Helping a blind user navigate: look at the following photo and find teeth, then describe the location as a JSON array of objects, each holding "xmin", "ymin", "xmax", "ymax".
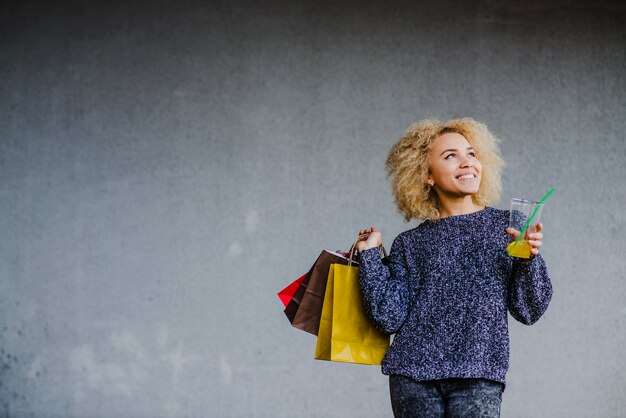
[{"xmin": 457, "ymin": 174, "xmax": 475, "ymax": 179}]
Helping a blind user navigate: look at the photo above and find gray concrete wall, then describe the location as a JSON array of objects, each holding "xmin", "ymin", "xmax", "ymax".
[{"xmin": 1, "ymin": 1, "xmax": 625, "ymax": 417}]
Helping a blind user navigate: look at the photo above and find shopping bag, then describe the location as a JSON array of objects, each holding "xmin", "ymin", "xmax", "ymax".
[
  {"xmin": 284, "ymin": 265, "xmax": 313, "ymax": 324},
  {"xmin": 314, "ymin": 250, "xmax": 390, "ymax": 365},
  {"xmin": 277, "ymin": 272, "xmax": 308, "ymax": 307},
  {"xmin": 288, "ymin": 250, "xmax": 352, "ymax": 335}
]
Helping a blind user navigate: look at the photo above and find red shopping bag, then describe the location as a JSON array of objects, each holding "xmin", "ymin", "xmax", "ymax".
[{"xmin": 277, "ymin": 272, "xmax": 308, "ymax": 307}]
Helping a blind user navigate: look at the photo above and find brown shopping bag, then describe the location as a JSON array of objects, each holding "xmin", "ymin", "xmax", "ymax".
[
  {"xmin": 314, "ymin": 246, "xmax": 389, "ymax": 365},
  {"xmin": 283, "ymin": 266, "xmax": 313, "ymax": 325},
  {"xmin": 287, "ymin": 250, "xmax": 352, "ymax": 335}
]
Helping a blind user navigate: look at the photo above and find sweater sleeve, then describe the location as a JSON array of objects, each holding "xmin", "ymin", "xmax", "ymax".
[
  {"xmin": 508, "ymin": 253, "xmax": 553, "ymax": 325},
  {"xmin": 358, "ymin": 235, "xmax": 410, "ymax": 334}
]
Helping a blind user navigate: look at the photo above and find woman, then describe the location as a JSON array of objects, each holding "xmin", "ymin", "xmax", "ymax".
[{"xmin": 356, "ymin": 118, "xmax": 552, "ymax": 418}]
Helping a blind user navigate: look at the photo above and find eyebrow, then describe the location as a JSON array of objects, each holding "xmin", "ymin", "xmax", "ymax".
[{"xmin": 440, "ymin": 147, "xmax": 475, "ymax": 156}]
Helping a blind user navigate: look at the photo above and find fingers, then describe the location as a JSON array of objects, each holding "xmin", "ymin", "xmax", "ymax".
[
  {"xmin": 527, "ymin": 224, "xmax": 544, "ymax": 246},
  {"xmin": 506, "ymin": 227, "xmax": 519, "ymax": 238},
  {"xmin": 358, "ymin": 227, "xmax": 379, "ymax": 240},
  {"xmin": 356, "ymin": 227, "xmax": 383, "ymax": 252},
  {"xmin": 528, "ymin": 224, "xmax": 543, "ymax": 240},
  {"xmin": 358, "ymin": 228, "xmax": 372, "ymax": 236}
]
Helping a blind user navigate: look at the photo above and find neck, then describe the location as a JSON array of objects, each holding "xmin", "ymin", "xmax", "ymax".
[{"xmin": 437, "ymin": 195, "xmax": 485, "ymax": 218}]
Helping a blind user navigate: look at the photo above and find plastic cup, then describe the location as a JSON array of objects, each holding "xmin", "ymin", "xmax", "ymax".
[{"xmin": 507, "ymin": 198, "xmax": 543, "ymax": 258}]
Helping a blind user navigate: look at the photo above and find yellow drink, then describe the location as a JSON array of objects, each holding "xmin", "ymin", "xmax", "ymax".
[{"xmin": 507, "ymin": 239, "xmax": 532, "ymax": 258}]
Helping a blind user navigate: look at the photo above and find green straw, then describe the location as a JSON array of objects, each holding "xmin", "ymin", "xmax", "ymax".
[{"xmin": 512, "ymin": 187, "xmax": 556, "ymax": 247}]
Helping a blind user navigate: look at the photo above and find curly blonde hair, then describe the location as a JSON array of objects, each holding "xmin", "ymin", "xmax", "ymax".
[{"xmin": 386, "ymin": 117, "xmax": 505, "ymax": 221}]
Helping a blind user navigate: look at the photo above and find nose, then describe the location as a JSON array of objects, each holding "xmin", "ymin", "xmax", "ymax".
[{"xmin": 460, "ymin": 155, "xmax": 473, "ymax": 168}]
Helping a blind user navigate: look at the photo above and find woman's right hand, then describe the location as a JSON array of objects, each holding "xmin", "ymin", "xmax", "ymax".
[{"xmin": 356, "ymin": 227, "xmax": 383, "ymax": 252}]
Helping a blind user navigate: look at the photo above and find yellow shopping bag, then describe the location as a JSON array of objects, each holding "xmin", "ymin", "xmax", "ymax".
[{"xmin": 314, "ymin": 260, "xmax": 390, "ymax": 365}]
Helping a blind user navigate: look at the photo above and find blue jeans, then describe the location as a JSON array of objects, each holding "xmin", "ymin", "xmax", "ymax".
[{"xmin": 389, "ymin": 375, "xmax": 505, "ymax": 418}]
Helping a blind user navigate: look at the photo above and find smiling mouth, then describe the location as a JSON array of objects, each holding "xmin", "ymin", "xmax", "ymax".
[{"xmin": 456, "ymin": 174, "xmax": 477, "ymax": 180}]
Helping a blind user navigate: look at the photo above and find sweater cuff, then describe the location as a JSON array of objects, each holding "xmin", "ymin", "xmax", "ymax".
[{"xmin": 359, "ymin": 246, "xmax": 383, "ymax": 267}]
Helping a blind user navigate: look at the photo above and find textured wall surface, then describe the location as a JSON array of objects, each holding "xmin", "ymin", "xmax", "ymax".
[{"xmin": 1, "ymin": 1, "xmax": 625, "ymax": 417}]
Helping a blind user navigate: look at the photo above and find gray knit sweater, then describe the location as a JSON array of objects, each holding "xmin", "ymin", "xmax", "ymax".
[{"xmin": 358, "ymin": 206, "xmax": 552, "ymax": 385}]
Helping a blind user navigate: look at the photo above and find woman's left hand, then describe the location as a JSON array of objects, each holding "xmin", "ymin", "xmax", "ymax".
[{"xmin": 506, "ymin": 223, "xmax": 544, "ymax": 257}]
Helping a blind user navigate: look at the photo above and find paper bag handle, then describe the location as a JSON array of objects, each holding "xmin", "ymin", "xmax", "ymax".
[{"xmin": 348, "ymin": 234, "xmax": 387, "ymax": 266}]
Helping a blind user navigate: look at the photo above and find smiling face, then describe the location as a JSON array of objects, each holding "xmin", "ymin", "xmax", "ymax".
[{"xmin": 427, "ymin": 132, "xmax": 482, "ymax": 198}]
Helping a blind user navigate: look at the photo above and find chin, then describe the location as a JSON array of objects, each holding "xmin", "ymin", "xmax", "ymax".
[{"xmin": 459, "ymin": 187, "xmax": 480, "ymax": 196}]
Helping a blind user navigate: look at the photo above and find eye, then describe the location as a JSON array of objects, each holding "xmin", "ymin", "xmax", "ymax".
[
  {"xmin": 444, "ymin": 153, "xmax": 455, "ymax": 159},
  {"xmin": 469, "ymin": 151, "xmax": 476, "ymax": 157}
]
